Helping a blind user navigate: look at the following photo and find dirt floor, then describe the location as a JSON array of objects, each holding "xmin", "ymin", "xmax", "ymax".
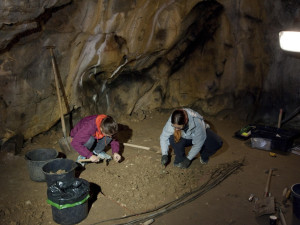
[{"xmin": 0, "ymin": 109, "xmax": 300, "ymax": 225}]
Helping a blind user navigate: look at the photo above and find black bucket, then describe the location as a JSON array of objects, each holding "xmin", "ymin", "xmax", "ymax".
[
  {"xmin": 42, "ymin": 158, "xmax": 77, "ymax": 187},
  {"xmin": 291, "ymin": 183, "xmax": 300, "ymax": 219},
  {"xmin": 25, "ymin": 148, "xmax": 58, "ymax": 182},
  {"xmin": 47, "ymin": 178, "xmax": 90, "ymax": 225}
]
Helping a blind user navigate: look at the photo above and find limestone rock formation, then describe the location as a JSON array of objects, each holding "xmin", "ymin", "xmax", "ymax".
[{"xmin": 0, "ymin": 0, "xmax": 299, "ymax": 142}]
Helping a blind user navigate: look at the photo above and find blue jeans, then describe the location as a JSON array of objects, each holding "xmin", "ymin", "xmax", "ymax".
[
  {"xmin": 84, "ymin": 136, "xmax": 112, "ymax": 154},
  {"xmin": 169, "ymin": 128, "xmax": 223, "ymax": 163}
]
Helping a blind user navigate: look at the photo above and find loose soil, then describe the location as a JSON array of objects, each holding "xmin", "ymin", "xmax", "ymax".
[{"xmin": 0, "ymin": 110, "xmax": 299, "ymax": 225}]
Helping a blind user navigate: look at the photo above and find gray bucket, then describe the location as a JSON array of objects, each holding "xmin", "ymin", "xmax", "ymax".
[
  {"xmin": 42, "ymin": 158, "xmax": 77, "ymax": 187},
  {"xmin": 25, "ymin": 148, "xmax": 58, "ymax": 182}
]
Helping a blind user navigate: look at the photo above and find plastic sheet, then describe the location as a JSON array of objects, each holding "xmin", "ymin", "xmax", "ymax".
[{"xmin": 47, "ymin": 178, "xmax": 89, "ymax": 208}]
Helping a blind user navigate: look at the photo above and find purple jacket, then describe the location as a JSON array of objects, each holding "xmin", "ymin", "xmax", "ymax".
[{"xmin": 70, "ymin": 115, "xmax": 119, "ymax": 158}]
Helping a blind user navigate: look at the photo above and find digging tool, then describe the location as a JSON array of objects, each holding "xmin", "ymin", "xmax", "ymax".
[
  {"xmin": 46, "ymin": 46, "xmax": 72, "ymax": 153},
  {"xmin": 77, "ymin": 158, "xmax": 100, "ymax": 163},
  {"xmin": 264, "ymin": 168, "xmax": 277, "ymax": 197},
  {"xmin": 77, "ymin": 156, "xmax": 111, "ymax": 166},
  {"xmin": 254, "ymin": 168, "xmax": 278, "ymax": 216},
  {"xmin": 281, "ymin": 187, "xmax": 291, "ymax": 205}
]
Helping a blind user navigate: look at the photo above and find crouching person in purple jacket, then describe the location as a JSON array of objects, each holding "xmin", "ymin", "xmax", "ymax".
[{"xmin": 70, "ymin": 114, "xmax": 121, "ymax": 166}]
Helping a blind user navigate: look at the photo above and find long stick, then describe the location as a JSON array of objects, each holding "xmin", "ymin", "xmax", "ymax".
[
  {"xmin": 78, "ymin": 156, "xmax": 106, "ymax": 162},
  {"xmin": 264, "ymin": 169, "xmax": 273, "ymax": 197},
  {"xmin": 78, "ymin": 158, "xmax": 95, "ymax": 162},
  {"xmin": 279, "ymin": 207, "xmax": 287, "ymax": 225},
  {"xmin": 47, "ymin": 47, "xmax": 67, "ymax": 139},
  {"xmin": 123, "ymin": 143, "xmax": 150, "ymax": 150},
  {"xmin": 78, "ymin": 143, "xmax": 151, "ymax": 162},
  {"xmin": 277, "ymin": 108, "xmax": 283, "ymax": 128}
]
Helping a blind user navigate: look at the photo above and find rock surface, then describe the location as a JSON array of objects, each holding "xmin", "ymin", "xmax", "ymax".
[{"xmin": 0, "ymin": 0, "xmax": 300, "ymax": 142}]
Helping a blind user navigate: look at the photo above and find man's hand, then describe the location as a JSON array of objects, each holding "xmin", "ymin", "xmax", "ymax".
[
  {"xmin": 113, "ymin": 153, "xmax": 121, "ymax": 162},
  {"xmin": 89, "ymin": 155, "xmax": 100, "ymax": 162},
  {"xmin": 180, "ymin": 157, "xmax": 191, "ymax": 168},
  {"xmin": 161, "ymin": 155, "xmax": 168, "ymax": 165}
]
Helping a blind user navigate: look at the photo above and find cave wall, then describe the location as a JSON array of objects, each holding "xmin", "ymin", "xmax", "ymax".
[{"xmin": 0, "ymin": 0, "xmax": 299, "ymax": 142}]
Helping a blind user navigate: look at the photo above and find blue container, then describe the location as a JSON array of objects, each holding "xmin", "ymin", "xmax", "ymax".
[{"xmin": 291, "ymin": 183, "xmax": 300, "ymax": 219}]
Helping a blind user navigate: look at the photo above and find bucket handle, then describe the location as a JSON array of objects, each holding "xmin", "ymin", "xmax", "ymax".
[{"xmin": 24, "ymin": 155, "xmax": 31, "ymax": 160}]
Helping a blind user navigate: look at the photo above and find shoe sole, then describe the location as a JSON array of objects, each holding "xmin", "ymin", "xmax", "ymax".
[{"xmin": 200, "ymin": 158, "xmax": 208, "ymax": 164}]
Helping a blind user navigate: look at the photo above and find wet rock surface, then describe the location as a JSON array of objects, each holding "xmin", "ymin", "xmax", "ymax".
[{"xmin": 0, "ymin": 0, "xmax": 300, "ymax": 147}]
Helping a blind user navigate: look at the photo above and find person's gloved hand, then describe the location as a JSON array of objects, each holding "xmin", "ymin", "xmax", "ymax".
[
  {"xmin": 180, "ymin": 157, "xmax": 191, "ymax": 168},
  {"xmin": 161, "ymin": 155, "xmax": 168, "ymax": 165}
]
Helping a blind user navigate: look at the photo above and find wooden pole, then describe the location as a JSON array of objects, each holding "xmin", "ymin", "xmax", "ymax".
[
  {"xmin": 123, "ymin": 143, "xmax": 150, "ymax": 150},
  {"xmin": 46, "ymin": 46, "xmax": 72, "ymax": 153},
  {"xmin": 48, "ymin": 47, "xmax": 67, "ymax": 139},
  {"xmin": 277, "ymin": 108, "xmax": 283, "ymax": 128}
]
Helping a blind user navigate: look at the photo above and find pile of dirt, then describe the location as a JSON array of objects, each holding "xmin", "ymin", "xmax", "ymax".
[{"xmin": 78, "ymin": 149, "xmax": 210, "ymax": 213}]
